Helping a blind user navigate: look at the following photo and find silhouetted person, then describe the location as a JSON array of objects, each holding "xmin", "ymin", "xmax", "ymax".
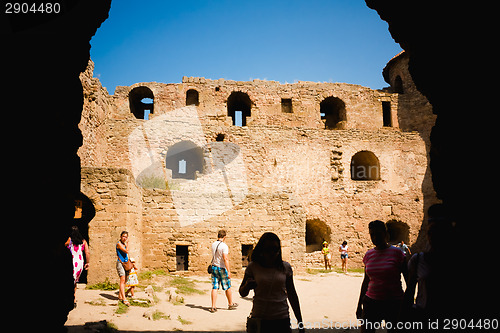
[
  {"xmin": 240, "ymin": 232, "xmax": 304, "ymax": 333},
  {"xmin": 403, "ymin": 204, "xmax": 456, "ymax": 329},
  {"xmin": 356, "ymin": 220, "xmax": 408, "ymax": 333}
]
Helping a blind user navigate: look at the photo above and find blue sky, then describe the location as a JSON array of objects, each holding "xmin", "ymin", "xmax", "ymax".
[{"xmin": 90, "ymin": 0, "xmax": 401, "ymax": 94}]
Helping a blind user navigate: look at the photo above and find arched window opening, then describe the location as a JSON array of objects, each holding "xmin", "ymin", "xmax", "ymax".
[
  {"xmin": 227, "ymin": 91, "xmax": 251, "ymax": 127},
  {"xmin": 165, "ymin": 141, "xmax": 204, "ymax": 180},
  {"xmin": 305, "ymin": 218, "xmax": 331, "ymax": 253},
  {"xmin": 186, "ymin": 89, "xmax": 199, "ymax": 106},
  {"xmin": 129, "ymin": 86, "xmax": 154, "ymax": 119},
  {"xmin": 320, "ymin": 96, "xmax": 346, "ymax": 129},
  {"xmin": 351, "ymin": 151, "xmax": 381, "ymax": 180},
  {"xmin": 394, "ymin": 76, "xmax": 404, "ymax": 94},
  {"xmin": 386, "ymin": 220, "xmax": 410, "ymax": 244}
]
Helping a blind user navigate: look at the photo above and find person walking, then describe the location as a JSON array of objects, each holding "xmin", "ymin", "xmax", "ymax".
[
  {"xmin": 65, "ymin": 225, "xmax": 90, "ymax": 308},
  {"xmin": 209, "ymin": 230, "xmax": 238, "ymax": 313},
  {"xmin": 339, "ymin": 241, "xmax": 349, "ymax": 273},
  {"xmin": 356, "ymin": 221, "xmax": 408, "ymax": 333},
  {"xmin": 116, "ymin": 231, "xmax": 131, "ymax": 306},
  {"xmin": 239, "ymin": 232, "xmax": 305, "ymax": 333}
]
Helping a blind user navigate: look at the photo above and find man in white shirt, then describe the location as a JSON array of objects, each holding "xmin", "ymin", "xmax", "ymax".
[{"xmin": 210, "ymin": 230, "xmax": 238, "ymax": 312}]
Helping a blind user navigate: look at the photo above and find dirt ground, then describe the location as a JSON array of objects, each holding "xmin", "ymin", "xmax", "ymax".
[{"xmin": 65, "ymin": 269, "xmax": 365, "ymax": 332}]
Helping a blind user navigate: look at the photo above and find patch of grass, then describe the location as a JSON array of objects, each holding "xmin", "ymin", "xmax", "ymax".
[
  {"xmin": 307, "ymin": 267, "xmax": 364, "ymax": 275},
  {"xmin": 306, "ymin": 268, "xmax": 332, "ymax": 275},
  {"xmin": 138, "ymin": 269, "xmax": 168, "ymax": 281},
  {"xmin": 152, "ymin": 269, "xmax": 167, "ymax": 275},
  {"xmin": 115, "ymin": 301, "xmax": 129, "ymax": 314},
  {"xmin": 177, "ymin": 316, "xmax": 192, "ymax": 325},
  {"xmin": 152, "ymin": 310, "xmax": 170, "ymax": 321},
  {"xmin": 86, "ymin": 299, "xmax": 107, "ymax": 306},
  {"xmin": 138, "ymin": 271, "xmax": 153, "ymax": 280},
  {"xmin": 332, "ymin": 267, "xmax": 365, "ymax": 274},
  {"xmin": 87, "ymin": 278, "xmax": 119, "ymax": 290},
  {"xmin": 169, "ymin": 276, "xmax": 205, "ymax": 295},
  {"xmin": 129, "ymin": 298, "xmax": 152, "ymax": 307}
]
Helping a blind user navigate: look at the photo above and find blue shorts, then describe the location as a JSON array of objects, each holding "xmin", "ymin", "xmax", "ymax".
[
  {"xmin": 211, "ymin": 266, "xmax": 231, "ymax": 290},
  {"xmin": 341, "ymin": 253, "xmax": 348, "ymax": 259}
]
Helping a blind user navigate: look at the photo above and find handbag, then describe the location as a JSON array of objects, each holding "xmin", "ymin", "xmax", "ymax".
[
  {"xmin": 119, "ymin": 256, "xmax": 133, "ymax": 271},
  {"xmin": 208, "ymin": 241, "xmax": 222, "ymax": 274}
]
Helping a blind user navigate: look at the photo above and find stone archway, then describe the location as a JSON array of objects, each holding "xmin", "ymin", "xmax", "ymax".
[{"xmin": 305, "ymin": 218, "xmax": 331, "ymax": 253}]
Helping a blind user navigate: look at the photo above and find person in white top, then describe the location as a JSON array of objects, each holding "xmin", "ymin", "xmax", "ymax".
[
  {"xmin": 209, "ymin": 230, "xmax": 238, "ymax": 313},
  {"xmin": 339, "ymin": 241, "xmax": 349, "ymax": 273}
]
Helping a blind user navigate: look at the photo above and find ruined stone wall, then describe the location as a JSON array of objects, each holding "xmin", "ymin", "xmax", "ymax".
[
  {"xmin": 141, "ymin": 189, "xmax": 305, "ymax": 277},
  {"xmin": 79, "ymin": 60, "xmax": 114, "ymax": 167},
  {"xmin": 110, "ymin": 77, "xmax": 397, "ymax": 130},
  {"xmin": 80, "ymin": 165, "xmax": 306, "ymax": 283},
  {"xmin": 78, "ymin": 60, "xmax": 438, "ymax": 282},
  {"xmin": 81, "ymin": 167, "xmax": 143, "ymax": 283}
]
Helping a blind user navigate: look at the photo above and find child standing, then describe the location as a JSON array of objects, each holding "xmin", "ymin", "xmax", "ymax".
[
  {"xmin": 126, "ymin": 258, "xmax": 139, "ymax": 298},
  {"xmin": 321, "ymin": 241, "xmax": 332, "ymax": 270}
]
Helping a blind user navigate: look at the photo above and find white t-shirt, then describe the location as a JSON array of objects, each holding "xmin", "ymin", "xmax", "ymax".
[{"xmin": 211, "ymin": 240, "xmax": 229, "ymax": 269}]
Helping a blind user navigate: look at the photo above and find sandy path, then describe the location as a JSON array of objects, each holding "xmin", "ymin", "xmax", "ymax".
[{"xmin": 66, "ymin": 271, "xmax": 363, "ymax": 332}]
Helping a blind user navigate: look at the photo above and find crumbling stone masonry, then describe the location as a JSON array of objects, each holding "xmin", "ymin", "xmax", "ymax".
[{"xmin": 79, "ymin": 52, "xmax": 438, "ymax": 283}]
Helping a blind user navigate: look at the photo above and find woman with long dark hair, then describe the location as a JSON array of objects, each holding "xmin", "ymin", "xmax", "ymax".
[{"xmin": 239, "ymin": 232, "xmax": 305, "ymax": 333}]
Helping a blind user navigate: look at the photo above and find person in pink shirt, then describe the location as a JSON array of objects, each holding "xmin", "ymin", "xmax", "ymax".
[{"xmin": 356, "ymin": 220, "xmax": 408, "ymax": 332}]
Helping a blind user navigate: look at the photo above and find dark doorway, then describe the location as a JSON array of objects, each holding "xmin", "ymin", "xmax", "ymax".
[
  {"xmin": 386, "ymin": 220, "xmax": 410, "ymax": 244},
  {"xmin": 186, "ymin": 89, "xmax": 199, "ymax": 106},
  {"xmin": 281, "ymin": 98, "xmax": 293, "ymax": 113},
  {"xmin": 242, "ymin": 244, "xmax": 254, "ymax": 267},
  {"xmin": 305, "ymin": 219, "xmax": 331, "ymax": 253},
  {"xmin": 176, "ymin": 245, "xmax": 189, "ymax": 271}
]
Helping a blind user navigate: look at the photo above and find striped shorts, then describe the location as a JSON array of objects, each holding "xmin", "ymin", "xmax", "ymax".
[{"xmin": 211, "ymin": 266, "xmax": 231, "ymax": 290}]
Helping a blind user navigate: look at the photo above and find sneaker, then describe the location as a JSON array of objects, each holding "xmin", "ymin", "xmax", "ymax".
[{"xmin": 228, "ymin": 303, "xmax": 239, "ymax": 310}]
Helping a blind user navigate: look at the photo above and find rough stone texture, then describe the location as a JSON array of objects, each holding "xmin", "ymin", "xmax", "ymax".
[{"xmin": 79, "ymin": 57, "xmax": 438, "ymax": 283}]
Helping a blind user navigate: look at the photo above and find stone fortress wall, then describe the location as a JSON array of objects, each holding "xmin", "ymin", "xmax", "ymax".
[{"xmin": 78, "ymin": 51, "xmax": 439, "ymax": 283}]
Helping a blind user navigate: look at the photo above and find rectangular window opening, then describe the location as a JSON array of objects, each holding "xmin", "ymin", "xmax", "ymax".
[
  {"xmin": 178, "ymin": 159, "xmax": 187, "ymax": 174},
  {"xmin": 242, "ymin": 244, "xmax": 254, "ymax": 267},
  {"xmin": 234, "ymin": 110, "xmax": 243, "ymax": 127},
  {"xmin": 382, "ymin": 101, "xmax": 392, "ymax": 127},
  {"xmin": 281, "ymin": 98, "xmax": 293, "ymax": 113},
  {"xmin": 176, "ymin": 245, "xmax": 189, "ymax": 271}
]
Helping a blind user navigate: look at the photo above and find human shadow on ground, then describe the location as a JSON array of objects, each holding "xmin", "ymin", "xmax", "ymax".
[{"xmin": 99, "ymin": 292, "xmax": 119, "ymax": 301}]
